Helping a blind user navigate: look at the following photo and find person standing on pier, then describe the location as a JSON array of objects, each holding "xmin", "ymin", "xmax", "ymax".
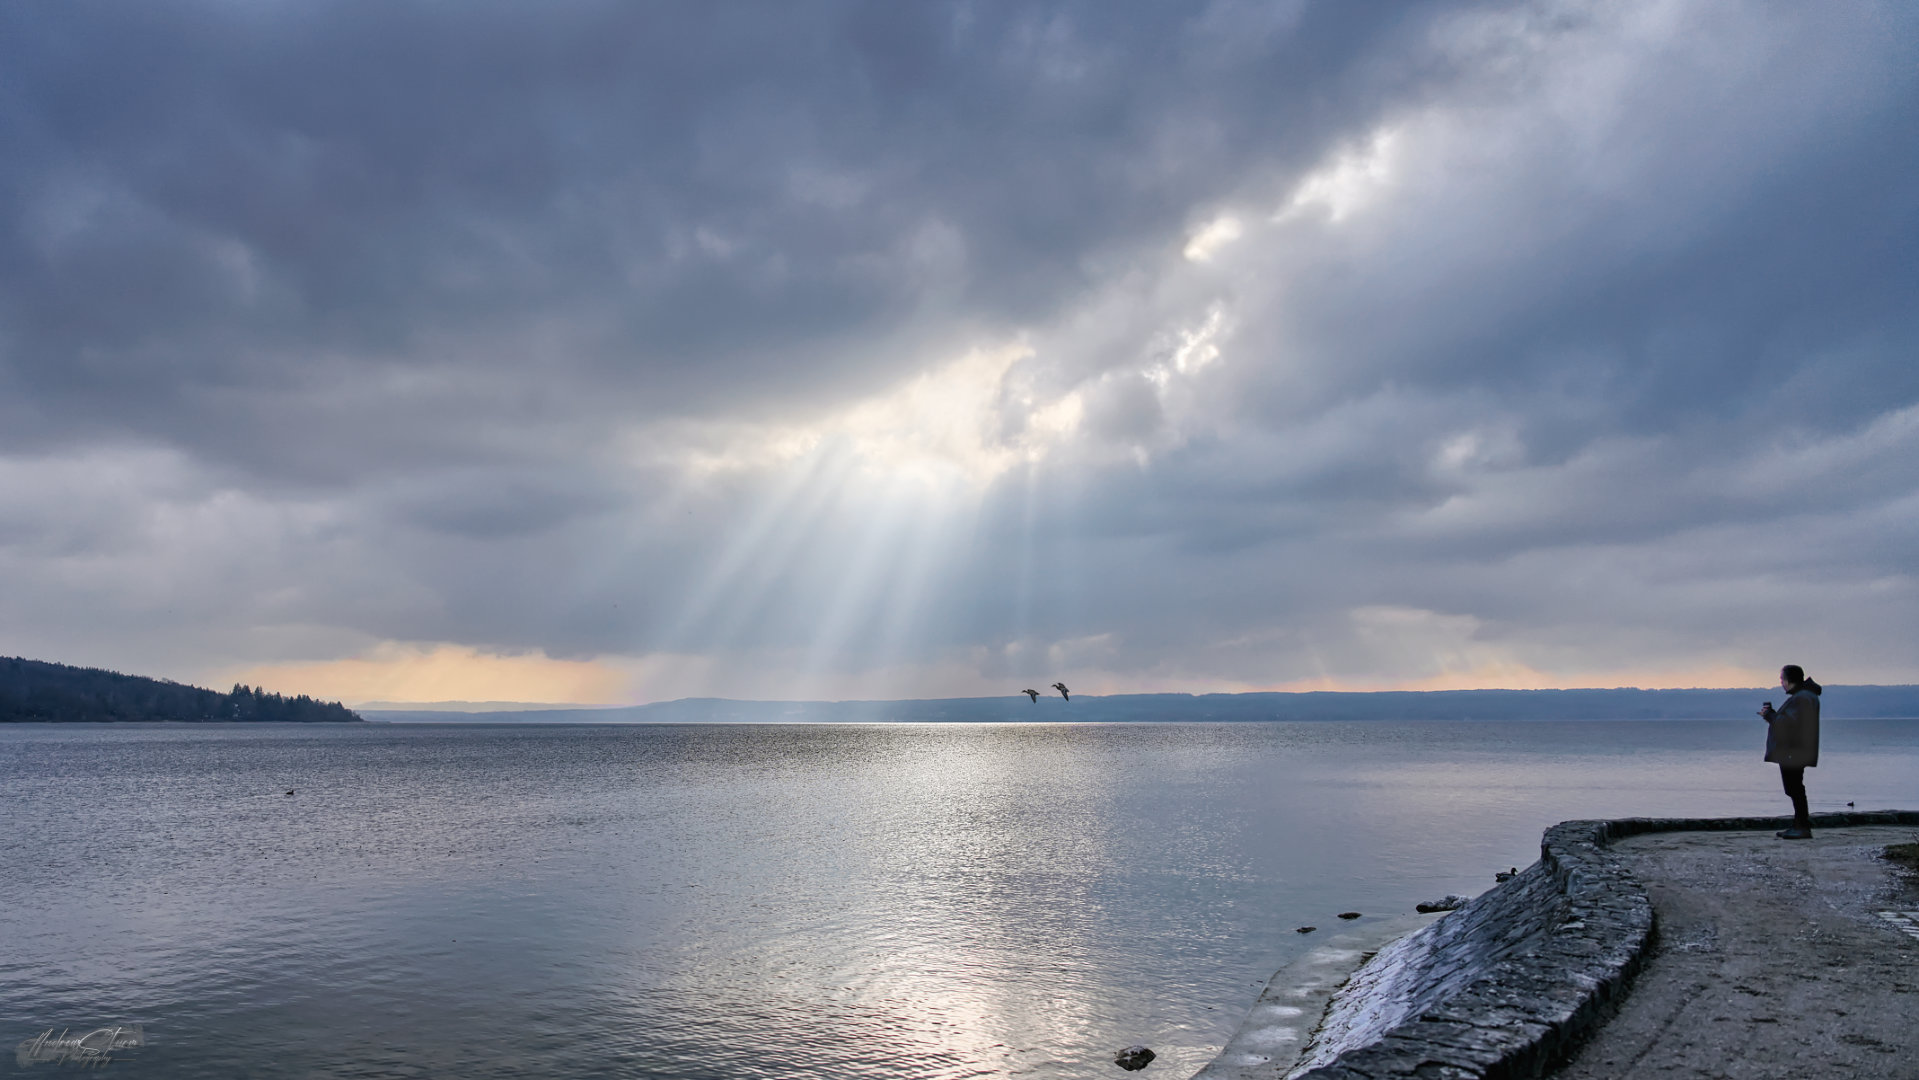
[{"xmin": 1759, "ymin": 664, "xmax": 1821, "ymax": 839}]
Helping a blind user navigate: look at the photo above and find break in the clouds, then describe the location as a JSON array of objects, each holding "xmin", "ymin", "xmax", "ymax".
[{"xmin": 2, "ymin": 0, "xmax": 1915, "ymax": 703}]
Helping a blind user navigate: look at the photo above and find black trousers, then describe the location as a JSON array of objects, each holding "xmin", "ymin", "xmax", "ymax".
[{"xmin": 1779, "ymin": 764, "xmax": 1810, "ymax": 826}]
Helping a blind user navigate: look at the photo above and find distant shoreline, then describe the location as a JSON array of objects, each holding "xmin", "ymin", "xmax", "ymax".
[{"xmin": 355, "ymin": 686, "xmax": 1919, "ymax": 725}]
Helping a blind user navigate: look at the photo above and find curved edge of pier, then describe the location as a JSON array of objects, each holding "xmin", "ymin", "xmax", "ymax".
[{"xmin": 1201, "ymin": 809, "xmax": 1919, "ymax": 1080}]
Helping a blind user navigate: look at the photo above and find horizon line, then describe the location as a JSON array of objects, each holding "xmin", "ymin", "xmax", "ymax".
[{"xmin": 350, "ymin": 683, "xmax": 1919, "ymax": 711}]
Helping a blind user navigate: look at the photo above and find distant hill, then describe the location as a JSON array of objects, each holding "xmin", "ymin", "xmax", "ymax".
[
  {"xmin": 0, "ymin": 656, "xmax": 362, "ymax": 723},
  {"xmin": 358, "ymin": 685, "xmax": 1919, "ymax": 724},
  {"xmin": 355, "ymin": 699, "xmax": 615, "ymax": 713}
]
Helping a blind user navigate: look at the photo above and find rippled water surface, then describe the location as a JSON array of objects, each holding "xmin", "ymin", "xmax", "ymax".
[{"xmin": 4, "ymin": 719, "xmax": 1918, "ymax": 1078}]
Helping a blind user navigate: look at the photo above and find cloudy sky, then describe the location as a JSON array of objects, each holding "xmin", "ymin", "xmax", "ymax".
[{"xmin": 3, "ymin": 0, "xmax": 1915, "ymax": 705}]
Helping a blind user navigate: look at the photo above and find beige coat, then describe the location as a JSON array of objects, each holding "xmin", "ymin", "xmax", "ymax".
[{"xmin": 1764, "ymin": 686, "xmax": 1820, "ymax": 768}]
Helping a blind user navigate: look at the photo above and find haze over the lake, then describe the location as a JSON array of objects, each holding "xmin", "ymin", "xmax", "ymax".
[{"xmin": 2, "ymin": 1, "xmax": 1914, "ymax": 706}]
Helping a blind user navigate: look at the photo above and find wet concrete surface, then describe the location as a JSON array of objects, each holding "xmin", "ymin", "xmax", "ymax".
[
  {"xmin": 1550, "ymin": 825, "xmax": 1919, "ymax": 1079},
  {"xmin": 1192, "ymin": 914, "xmax": 1444, "ymax": 1080}
]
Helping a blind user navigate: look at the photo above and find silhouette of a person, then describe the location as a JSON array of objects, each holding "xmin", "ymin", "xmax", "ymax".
[{"xmin": 1758, "ymin": 664, "xmax": 1821, "ymax": 839}]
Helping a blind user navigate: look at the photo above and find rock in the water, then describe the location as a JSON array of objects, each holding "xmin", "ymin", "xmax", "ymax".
[
  {"xmin": 1114, "ymin": 1044, "xmax": 1155, "ymax": 1071},
  {"xmin": 1294, "ymin": 925, "xmax": 1316, "ymax": 933},
  {"xmin": 1336, "ymin": 911, "xmax": 1362, "ymax": 919},
  {"xmin": 1415, "ymin": 894, "xmax": 1470, "ymax": 913}
]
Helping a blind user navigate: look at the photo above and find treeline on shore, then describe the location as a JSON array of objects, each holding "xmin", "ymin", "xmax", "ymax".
[{"xmin": 1, "ymin": 656, "xmax": 361, "ymax": 723}]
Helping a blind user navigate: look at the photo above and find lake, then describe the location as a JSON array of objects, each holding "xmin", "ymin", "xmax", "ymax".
[{"xmin": 4, "ymin": 719, "xmax": 1917, "ymax": 1078}]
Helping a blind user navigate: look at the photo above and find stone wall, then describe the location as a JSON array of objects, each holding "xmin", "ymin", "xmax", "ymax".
[{"xmin": 1278, "ymin": 810, "xmax": 1919, "ymax": 1080}]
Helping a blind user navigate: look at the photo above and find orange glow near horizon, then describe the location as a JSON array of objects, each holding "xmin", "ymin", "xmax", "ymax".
[
  {"xmin": 1257, "ymin": 662, "xmax": 1776, "ymax": 694},
  {"xmin": 218, "ymin": 643, "xmax": 631, "ymax": 707},
  {"xmin": 213, "ymin": 639, "xmax": 1779, "ymax": 708}
]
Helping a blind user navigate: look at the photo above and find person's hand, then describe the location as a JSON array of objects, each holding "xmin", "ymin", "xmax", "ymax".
[{"xmin": 1759, "ymin": 704, "xmax": 1776, "ymax": 720}]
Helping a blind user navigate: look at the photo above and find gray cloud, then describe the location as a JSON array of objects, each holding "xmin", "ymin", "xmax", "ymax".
[
  {"xmin": 0, "ymin": 1, "xmax": 1442, "ymax": 467},
  {"xmin": 1, "ymin": 0, "xmax": 1915, "ymax": 698}
]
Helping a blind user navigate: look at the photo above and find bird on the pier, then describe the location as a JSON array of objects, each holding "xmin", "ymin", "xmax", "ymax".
[
  {"xmin": 1022, "ymin": 689, "xmax": 1040, "ymax": 702},
  {"xmin": 1053, "ymin": 682, "xmax": 1070, "ymax": 701}
]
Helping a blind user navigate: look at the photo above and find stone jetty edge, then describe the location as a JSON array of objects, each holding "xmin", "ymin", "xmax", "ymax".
[{"xmin": 1291, "ymin": 809, "xmax": 1919, "ymax": 1080}]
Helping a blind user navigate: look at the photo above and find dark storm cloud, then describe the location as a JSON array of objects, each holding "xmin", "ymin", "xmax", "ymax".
[{"xmin": 0, "ymin": 0, "xmax": 1448, "ymax": 481}]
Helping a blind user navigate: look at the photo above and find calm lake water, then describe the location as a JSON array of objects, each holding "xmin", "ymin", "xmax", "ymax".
[{"xmin": 4, "ymin": 719, "xmax": 1917, "ymax": 1078}]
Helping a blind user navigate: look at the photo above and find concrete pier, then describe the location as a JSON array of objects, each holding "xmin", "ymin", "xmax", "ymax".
[
  {"xmin": 1196, "ymin": 811, "xmax": 1919, "ymax": 1080},
  {"xmin": 1548, "ymin": 823, "xmax": 1919, "ymax": 1078}
]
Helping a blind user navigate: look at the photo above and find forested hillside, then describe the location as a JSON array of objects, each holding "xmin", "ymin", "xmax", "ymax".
[{"xmin": 0, "ymin": 656, "xmax": 360, "ymax": 722}]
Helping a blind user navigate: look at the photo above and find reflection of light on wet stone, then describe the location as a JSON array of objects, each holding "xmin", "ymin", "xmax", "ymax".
[
  {"xmin": 1874, "ymin": 911, "xmax": 1919, "ymax": 941},
  {"xmin": 1189, "ymin": 920, "xmax": 1443, "ymax": 1080},
  {"xmin": 1194, "ymin": 917, "xmax": 1444, "ymax": 1080},
  {"xmin": 1286, "ymin": 864, "xmax": 1555, "ymax": 1078}
]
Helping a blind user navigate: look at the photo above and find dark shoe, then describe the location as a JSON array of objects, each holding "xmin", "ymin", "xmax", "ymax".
[{"xmin": 1776, "ymin": 827, "xmax": 1813, "ymax": 840}]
